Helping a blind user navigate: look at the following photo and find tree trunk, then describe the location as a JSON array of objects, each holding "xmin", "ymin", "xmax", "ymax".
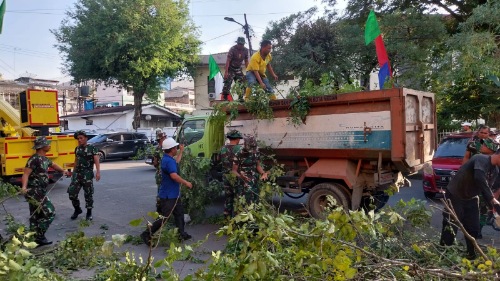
[{"xmin": 132, "ymin": 93, "xmax": 145, "ymax": 130}]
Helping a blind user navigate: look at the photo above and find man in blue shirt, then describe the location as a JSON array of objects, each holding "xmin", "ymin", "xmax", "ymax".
[{"xmin": 141, "ymin": 138, "xmax": 193, "ymax": 246}]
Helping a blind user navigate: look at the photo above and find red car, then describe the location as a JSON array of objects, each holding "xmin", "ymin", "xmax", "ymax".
[{"xmin": 423, "ymin": 132, "xmax": 473, "ymax": 198}]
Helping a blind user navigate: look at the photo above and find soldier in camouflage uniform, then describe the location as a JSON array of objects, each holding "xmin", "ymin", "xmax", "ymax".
[
  {"xmin": 219, "ymin": 130, "xmax": 243, "ymax": 217},
  {"xmin": 21, "ymin": 136, "xmax": 67, "ymax": 246},
  {"xmin": 222, "ymin": 37, "xmax": 249, "ymax": 100},
  {"xmin": 232, "ymin": 134, "xmax": 269, "ymax": 204},
  {"xmin": 68, "ymin": 130, "xmax": 100, "ymax": 221},
  {"xmin": 462, "ymin": 125, "xmax": 499, "ymax": 238},
  {"xmin": 153, "ymin": 130, "xmax": 167, "ymax": 212}
]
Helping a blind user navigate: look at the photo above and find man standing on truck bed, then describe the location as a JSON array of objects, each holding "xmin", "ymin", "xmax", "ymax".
[
  {"xmin": 21, "ymin": 136, "xmax": 68, "ymax": 246},
  {"xmin": 222, "ymin": 37, "xmax": 249, "ymax": 101},
  {"xmin": 220, "ymin": 130, "xmax": 243, "ymax": 218},
  {"xmin": 232, "ymin": 134, "xmax": 269, "ymax": 204},
  {"xmin": 245, "ymin": 39, "xmax": 278, "ymax": 100},
  {"xmin": 441, "ymin": 152, "xmax": 500, "ymax": 260},
  {"xmin": 68, "ymin": 130, "xmax": 100, "ymax": 221}
]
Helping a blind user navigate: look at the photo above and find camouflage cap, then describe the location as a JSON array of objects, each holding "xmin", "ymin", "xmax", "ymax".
[
  {"xmin": 33, "ymin": 136, "xmax": 52, "ymax": 150},
  {"xmin": 73, "ymin": 130, "xmax": 87, "ymax": 139},
  {"xmin": 236, "ymin": 37, "xmax": 246, "ymax": 44},
  {"xmin": 226, "ymin": 130, "xmax": 243, "ymax": 139},
  {"xmin": 243, "ymin": 134, "xmax": 258, "ymax": 151}
]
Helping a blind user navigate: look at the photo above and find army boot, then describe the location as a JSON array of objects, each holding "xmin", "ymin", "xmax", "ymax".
[
  {"xmin": 86, "ymin": 209, "xmax": 93, "ymax": 221},
  {"xmin": 71, "ymin": 206, "xmax": 83, "ymax": 220}
]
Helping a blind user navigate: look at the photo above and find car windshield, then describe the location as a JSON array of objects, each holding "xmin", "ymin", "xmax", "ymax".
[
  {"xmin": 88, "ymin": 135, "xmax": 108, "ymax": 143},
  {"xmin": 434, "ymin": 137, "xmax": 470, "ymax": 158}
]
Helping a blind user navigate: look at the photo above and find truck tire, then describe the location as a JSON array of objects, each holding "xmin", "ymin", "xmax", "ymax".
[{"xmin": 307, "ymin": 183, "xmax": 351, "ymax": 219}]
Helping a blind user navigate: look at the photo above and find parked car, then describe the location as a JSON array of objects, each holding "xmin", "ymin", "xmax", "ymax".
[
  {"xmin": 423, "ymin": 132, "xmax": 473, "ymax": 198},
  {"xmin": 88, "ymin": 132, "xmax": 150, "ymax": 162}
]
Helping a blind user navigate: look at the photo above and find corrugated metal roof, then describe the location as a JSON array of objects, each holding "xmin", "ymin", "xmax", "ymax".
[{"xmin": 62, "ymin": 104, "xmax": 180, "ymax": 118}]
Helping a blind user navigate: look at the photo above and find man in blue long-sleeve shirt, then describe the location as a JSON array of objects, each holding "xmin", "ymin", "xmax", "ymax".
[
  {"xmin": 141, "ymin": 138, "xmax": 193, "ymax": 246},
  {"xmin": 441, "ymin": 152, "xmax": 500, "ymax": 259}
]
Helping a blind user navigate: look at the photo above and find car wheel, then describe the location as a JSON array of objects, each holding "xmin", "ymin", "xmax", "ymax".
[{"xmin": 98, "ymin": 151, "xmax": 105, "ymax": 163}]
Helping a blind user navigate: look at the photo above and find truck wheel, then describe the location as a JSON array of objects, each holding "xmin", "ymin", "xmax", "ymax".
[
  {"xmin": 307, "ymin": 183, "xmax": 350, "ymax": 219},
  {"xmin": 98, "ymin": 151, "xmax": 105, "ymax": 163}
]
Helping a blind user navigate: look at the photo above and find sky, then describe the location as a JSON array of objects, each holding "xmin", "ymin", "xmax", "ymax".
[{"xmin": 0, "ymin": 0, "xmax": 347, "ymax": 82}]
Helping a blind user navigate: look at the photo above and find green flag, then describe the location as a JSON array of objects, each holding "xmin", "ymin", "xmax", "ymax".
[
  {"xmin": 364, "ymin": 10, "xmax": 381, "ymax": 45},
  {"xmin": 0, "ymin": 0, "xmax": 5, "ymax": 34},
  {"xmin": 208, "ymin": 54, "xmax": 221, "ymax": 80}
]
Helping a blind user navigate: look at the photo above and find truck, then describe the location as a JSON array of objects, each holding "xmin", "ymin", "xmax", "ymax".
[
  {"xmin": 0, "ymin": 89, "xmax": 77, "ymax": 183},
  {"xmin": 176, "ymin": 88, "xmax": 436, "ymax": 218}
]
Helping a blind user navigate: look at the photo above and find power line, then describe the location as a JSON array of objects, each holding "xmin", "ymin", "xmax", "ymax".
[
  {"xmin": 192, "ymin": 11, "xmax": 303, "ymax": 17},
  {"xmin": 202, "ymin": 28, "xmax": 240, "ymax": 43}
]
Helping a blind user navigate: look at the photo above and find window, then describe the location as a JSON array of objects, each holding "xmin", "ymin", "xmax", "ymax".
[
  {"xmin": 110, "ymin": 135, "xmax": 122, "ymax": 141},
  {"xmin": 207, "ymin": 75, "xmax": 215, "ymax": 94},
  {"xmin": 434, "ymin": 137, "xmax": 469, "ymax": 158},
  {"xmin": 123, "ymin": 134, "xmax": 134, "ymax": 141},
  {"xmin": 180, "ymin": 119, "xmax": 205, "ymax": 145}
]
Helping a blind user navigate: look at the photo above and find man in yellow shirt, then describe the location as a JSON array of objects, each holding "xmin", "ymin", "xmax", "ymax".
[{"xmin": 245, "ymin": 40, "xmax": 278, "ymax": 99}]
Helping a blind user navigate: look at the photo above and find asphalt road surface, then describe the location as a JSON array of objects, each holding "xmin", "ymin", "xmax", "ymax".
[{"xmin": 1, "ymin": 160, "xmax": 499, "ymax": 278}]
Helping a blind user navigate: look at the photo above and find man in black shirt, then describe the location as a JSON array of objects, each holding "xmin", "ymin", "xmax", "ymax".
[{"xmin": 440, "ymin": 152, "xmax": 500, "ymax": 259}]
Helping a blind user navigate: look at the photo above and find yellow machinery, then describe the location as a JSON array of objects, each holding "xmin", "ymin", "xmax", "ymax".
[{"xmin": 0, "ymin": 89, "xmax": 77, "ymax": 181}]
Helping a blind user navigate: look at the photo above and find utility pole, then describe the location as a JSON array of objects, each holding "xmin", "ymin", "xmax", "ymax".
[
  {"xmin": 243, "ymin": 14, "xmax": 253, "ymax": 56},
  {"xmin": 224, "ymin": 15, "xmax": 253, "ymax": 57}
]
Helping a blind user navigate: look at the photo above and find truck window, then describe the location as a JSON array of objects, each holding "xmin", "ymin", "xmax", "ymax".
[{"xmin": 180, "ymin": 120, "xmax": 205, "ymax": 145}]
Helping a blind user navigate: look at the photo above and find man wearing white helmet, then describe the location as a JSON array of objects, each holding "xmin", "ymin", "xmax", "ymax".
[
  {"xmin": 141, "ymin": 138, "xmax": 193, "ymax": 246},
  {"xmin": 462, "ymin": 122, "xmax": 472, "ymax": 133},
  {"xmin": 152, "ymin": 131, "xmax": 184, "ymax": 212}
]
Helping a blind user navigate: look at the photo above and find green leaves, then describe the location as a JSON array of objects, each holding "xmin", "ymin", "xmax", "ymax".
[{"xmin": 53, "ymin": 0, "xmax": 201, "ymax": 129}]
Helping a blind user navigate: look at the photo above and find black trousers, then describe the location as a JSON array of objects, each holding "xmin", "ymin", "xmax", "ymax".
[
  {"xmin": 440, "ymin": 192, "xmax": 480, "ymax": 258},
  {"xmin": 148, "ymin": 197, "xmax": 187, "ymax": 236}
]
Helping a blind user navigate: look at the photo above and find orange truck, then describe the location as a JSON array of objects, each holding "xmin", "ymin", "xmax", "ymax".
[
  {"xmin": 178, "ymin": 88, "xmax": 436, "ymax": 218},
  {"xmin": 0, "ymin": 89, "xmax": 77, "ymax": 183}
]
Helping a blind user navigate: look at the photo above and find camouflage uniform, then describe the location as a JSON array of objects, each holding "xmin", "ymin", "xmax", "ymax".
[
  {"xmin": 153, "ymin": 145, "xmax": 164, "ymax": 212},
  {"xmin": 222, "ymin": 41, "xmax": 249, "ymax": 100},
  {"xmin": 68, "ymin": 144, "xmax": 98, "ymax": 209},
  {"xmin": 25, "ymin": 154, "xmax": 55, "ymax": 239},
  {"xmin": 233, "ymin": 135, "xmax": 261, "ymax": 204},
  {"xmin": 220, "ymin": 143, "xmax": 242, "ymax": 217}
]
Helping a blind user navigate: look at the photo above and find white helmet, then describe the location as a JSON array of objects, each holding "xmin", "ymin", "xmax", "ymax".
[{"xmin": 162, "ymin": 137, "xmax": 179, "ymax": 150}]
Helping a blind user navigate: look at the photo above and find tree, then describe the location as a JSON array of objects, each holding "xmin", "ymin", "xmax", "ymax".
[
  {"xmin": 433, "ymin": 1, "xmax": 500, "ymax": 127},
  {"xmin": 324, "ymin": 0, "xmax": 488, "ymax": 23},
  {"xmin": 264, "ymin": 8, "xmax": 447, "ymax": 90},
  {"xmin": 52, "ymin": 0, "xmax": 201, "ymax": 129}
]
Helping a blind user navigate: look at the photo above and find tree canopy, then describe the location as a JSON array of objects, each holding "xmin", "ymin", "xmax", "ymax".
[
  {"xmin": 264, "ymin": 0, "xmax": 499, "ymax": 128},
  {"xmin": 52, "ymin": 0, "xmax": 201, "ymax": 129}
]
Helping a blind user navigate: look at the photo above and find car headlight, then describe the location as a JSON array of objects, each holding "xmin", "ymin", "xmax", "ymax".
[{"xmin": 423, "ymin": 163, "xmax": 434, "ymax": 175}]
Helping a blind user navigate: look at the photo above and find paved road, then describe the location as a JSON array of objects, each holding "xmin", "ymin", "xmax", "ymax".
[{"xmin": 1, "ymin": 160, "xmax": 499, "ymax": 278}]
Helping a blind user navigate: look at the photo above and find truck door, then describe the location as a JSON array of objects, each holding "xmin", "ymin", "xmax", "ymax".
[{"xmin": 178, "ymin": 119, "xmax": 207, "ymax": 157}]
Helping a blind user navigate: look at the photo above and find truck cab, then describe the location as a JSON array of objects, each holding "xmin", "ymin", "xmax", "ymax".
[{"xmin": 176, "ymin": 115, "xmax": 224, "ymax": 159}]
